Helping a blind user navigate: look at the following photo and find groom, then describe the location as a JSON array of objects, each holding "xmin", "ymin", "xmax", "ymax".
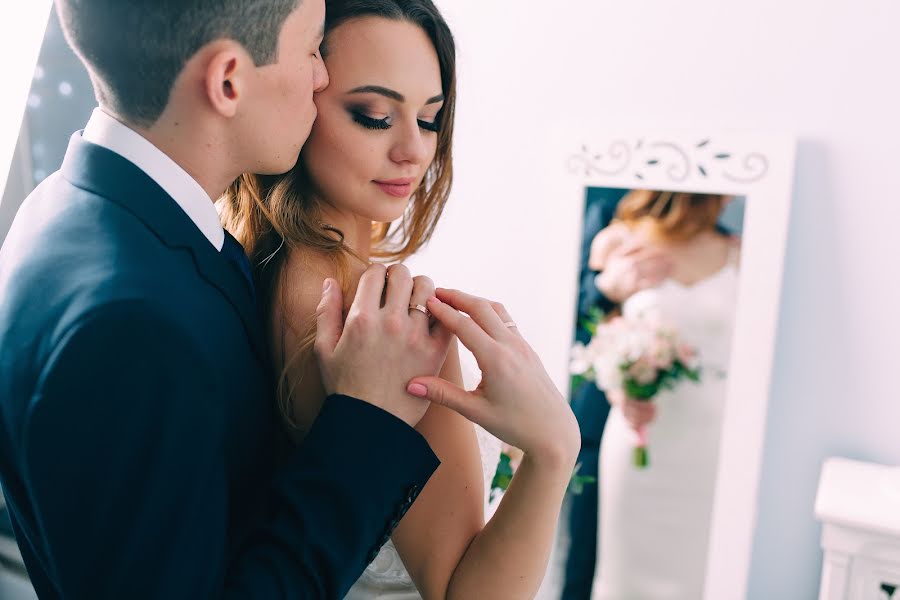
[{"xmin": 0, "ymin": 1, "xmax": 445, "ymax": 598}]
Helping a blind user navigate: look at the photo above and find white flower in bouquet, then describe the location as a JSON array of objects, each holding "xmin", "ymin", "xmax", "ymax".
[
  {"xmin": 594, "ymin": 354, "xmax": 623, "ymax": 392},
  {"xmin": 569, "ymin": 342, "xmax": 593, "ymax": 376},
  {"xmin": 648, "ymin": 337, "xmax": 676, "ymax": 370},
  {"xmin": 627, "ymin": 357, "xmax": 657, "ymax": 386},
  {"xmin": 570, "ymin": 311, "xmax": 702, "ymax": 468}
]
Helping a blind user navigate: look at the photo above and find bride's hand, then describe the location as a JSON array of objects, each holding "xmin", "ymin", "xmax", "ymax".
[
  {"xmin": 316, "ymin": 264, "xmax": 453, "ymax": 427},
  {"xmin": 406, "ymin": 288, "xmax": 580, "ymax": 469}
]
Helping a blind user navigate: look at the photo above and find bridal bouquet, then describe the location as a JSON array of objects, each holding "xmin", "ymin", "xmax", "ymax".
[
  {"xmin": 570, "ymin": 309, "xmax": 701, "ymax": 468},
  {"xmin": 490, "ymin": 450, "xmax": 596, "ymax": 502}
]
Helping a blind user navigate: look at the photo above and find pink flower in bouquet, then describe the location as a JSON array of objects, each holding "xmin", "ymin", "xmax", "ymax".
[
  {"xmin": 676, "ymin": 342, "xmax": 698, "ymax": 369},
  {"xmin": 627, "ymin": 357, "xmax": 656, "ymax": 385},
  {"xmin": 648, "ymin": 336, "xmax": 675, "ymax": 370}
]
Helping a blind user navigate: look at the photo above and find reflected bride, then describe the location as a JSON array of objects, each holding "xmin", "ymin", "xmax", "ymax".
[{"xmin": 589, "ymin": 190, "xmax": 741, "ymax": 600}]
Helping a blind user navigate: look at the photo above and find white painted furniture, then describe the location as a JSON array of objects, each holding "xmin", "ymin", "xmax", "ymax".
[{"xmin": 816, "ymin": 457, "xmax": 900, "ymax": 600}]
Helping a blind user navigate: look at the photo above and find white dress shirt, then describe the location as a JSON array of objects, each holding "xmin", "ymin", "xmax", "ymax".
[{"xmin": 82, "ymin": 107, "xmax": 225, "ymax": 251}]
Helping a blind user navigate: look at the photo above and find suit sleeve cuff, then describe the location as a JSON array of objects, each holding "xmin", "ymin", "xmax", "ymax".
[{"xmin": 296, "ymin": 393, "xmax": 440, "ymax": 489}]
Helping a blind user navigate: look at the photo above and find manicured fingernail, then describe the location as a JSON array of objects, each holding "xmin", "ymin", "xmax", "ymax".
[
  {"xmin": 323, "ymin": 279, "xmax": 332, "ymax": 293},
  {"xmin": 426, "ymin": 296, "xmax": 441, "ymax": 305},
  {"xmin": 408, "ymin": 383, "xmax": 428, "ymax": 397}
]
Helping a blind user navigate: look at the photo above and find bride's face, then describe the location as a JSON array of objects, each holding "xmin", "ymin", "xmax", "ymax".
[{"xmin": 301, "ymin": 17, "xmax": 444, "ymax": 223}]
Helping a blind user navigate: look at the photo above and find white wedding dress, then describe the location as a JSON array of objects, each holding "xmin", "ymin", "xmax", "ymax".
[
  {"xmin": 592, "ymin": 258, "xmax": 739, "ymax": 600},
  {"xmin": 344, "ymin": 356, "xmax": 502, "ymax": 600}
]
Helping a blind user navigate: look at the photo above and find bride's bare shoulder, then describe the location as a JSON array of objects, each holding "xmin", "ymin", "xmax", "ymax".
[
  {"xmin": 278, "ymin": 249, "xmax": 366, "ymax": 322},
  {"xmin": 273, "ymin": 250, "xmax": 368, "ymax": 441}
]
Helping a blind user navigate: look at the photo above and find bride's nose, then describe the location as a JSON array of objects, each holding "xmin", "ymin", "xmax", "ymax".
[{"xmin": 389, "ymin": 121, "xmax": 429, "ymax": 166}]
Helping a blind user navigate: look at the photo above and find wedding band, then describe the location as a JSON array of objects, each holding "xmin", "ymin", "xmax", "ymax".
[
  {"xmin": 409, "ymin": 304, "xmax": 430, "ymax": 317},
  {"xmin": 503, "ymin": 321, "xmax": 517, "ymax": 328}
]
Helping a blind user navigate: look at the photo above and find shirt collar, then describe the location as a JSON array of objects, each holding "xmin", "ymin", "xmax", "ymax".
[{"xmin": 82, "ymin": 107, "xmax": 225, "ymax": 251}]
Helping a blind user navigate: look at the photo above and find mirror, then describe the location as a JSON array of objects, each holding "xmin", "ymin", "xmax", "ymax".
[
  {"xmin": 541, "ymin": 132, "xmax": 795, "ymax": 599},
  {"xmin": 569, "ymin": 186, "xmax": 744, "ymax": 599}
]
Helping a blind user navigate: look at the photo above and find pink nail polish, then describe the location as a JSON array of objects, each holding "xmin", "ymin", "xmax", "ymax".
[{"xmin": 408, "ymin": 383, "xmax": 428, "ymax": 397}]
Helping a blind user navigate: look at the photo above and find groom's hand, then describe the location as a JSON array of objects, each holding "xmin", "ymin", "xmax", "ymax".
[
  {"xmin": 595, "ymin": 239, "xmax": 673, "ymax": 304},
  {"xmin": 315, "ymin": 264, "xmax": 453, "ymax": 427},
  {"xmin": 406, "ymin": 289, "xmax": 581, "ymax": 469}
]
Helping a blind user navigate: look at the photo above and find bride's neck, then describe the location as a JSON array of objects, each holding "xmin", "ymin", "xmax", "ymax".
[{"xmin": 318, "ymin": 203, "xmax": 374, "ymax": 262}]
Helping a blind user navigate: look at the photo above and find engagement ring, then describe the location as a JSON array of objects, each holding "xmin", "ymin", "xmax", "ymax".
[{"xmin": 409, "ymin": 304, "xmax": 430, "ymax": 317}]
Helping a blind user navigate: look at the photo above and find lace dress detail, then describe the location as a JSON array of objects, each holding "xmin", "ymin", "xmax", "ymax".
[{"xmin": 343, "ymin": 354, "xmax": 502, "ymax": 599}]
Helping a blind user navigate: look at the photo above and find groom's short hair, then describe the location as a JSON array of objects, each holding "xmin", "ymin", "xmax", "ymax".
[{"xmin": 55, "ymin": 0, "xmax": 300, "ymax": 127}]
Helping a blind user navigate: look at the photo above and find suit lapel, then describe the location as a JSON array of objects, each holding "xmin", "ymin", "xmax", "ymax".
[{"xmin": 60, "ymin": 132, "xmax": 268, "ymax": 365}]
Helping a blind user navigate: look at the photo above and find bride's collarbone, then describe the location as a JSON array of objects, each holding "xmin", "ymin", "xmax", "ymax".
[{"xmin": 665, "ymin": 240, "xmax": 735, "ymax": 287}]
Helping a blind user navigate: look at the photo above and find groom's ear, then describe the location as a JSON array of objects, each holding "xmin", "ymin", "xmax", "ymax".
[{"xmin": 202, "ymin": 41, "xmax": 250, "ymax": 119}]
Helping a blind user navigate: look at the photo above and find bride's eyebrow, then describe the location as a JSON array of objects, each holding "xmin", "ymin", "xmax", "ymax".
[{"xmin": 347, "ymin": 85, "xmax": 444, "ymax": 105}]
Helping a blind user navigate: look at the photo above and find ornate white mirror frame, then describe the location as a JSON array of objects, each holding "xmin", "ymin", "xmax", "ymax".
[{"xmin": 542, "ymin": 130, "xmax": 796, "ymax": 599}]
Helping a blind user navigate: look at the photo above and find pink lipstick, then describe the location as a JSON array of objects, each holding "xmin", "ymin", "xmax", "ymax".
[{"xmin": 373, "ymin": 178, "xmax": 416, "ymax": 198}]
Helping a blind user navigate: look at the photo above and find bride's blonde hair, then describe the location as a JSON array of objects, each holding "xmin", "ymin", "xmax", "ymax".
[
  {"xmin": 219, "ymin": 0, "xmax": 457, "ymax": 430},
  {"xmin": 615, "ymin": 189, "xmax": 727, "ymax": 242}
]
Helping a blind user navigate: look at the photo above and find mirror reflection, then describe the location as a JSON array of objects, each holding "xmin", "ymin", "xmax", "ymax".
[{"xmin": 558, "ymin": 187, "xmax": 745, "ymax": 599}]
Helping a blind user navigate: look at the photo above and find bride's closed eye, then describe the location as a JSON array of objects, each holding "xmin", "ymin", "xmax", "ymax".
[
  {"xmin": 348, "ymin": 107, "xmax": 441, "ymax": 133},
  {"xmin": 350, "ymin": 109, "xmax": 392, "ymax": 130},
  {"xmin": 417, "ymin": 116, "xmax": 440, "ymax": 133}
]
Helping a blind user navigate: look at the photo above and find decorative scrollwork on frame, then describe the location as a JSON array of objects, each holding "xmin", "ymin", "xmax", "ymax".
[
  {"xmin": 565, "ymin": 140, "xmax": 631, "ymax": 177},
  {"xmin": 646, "ymin": 142, "xmax": 691, "ymax": 182},
  {"xmin": 566, "ymin": 138, "xmax": 770, "ymax": 185},
  {"xmin": 722, "ymin": 152, "xmax": 770, "ymax": 183}
]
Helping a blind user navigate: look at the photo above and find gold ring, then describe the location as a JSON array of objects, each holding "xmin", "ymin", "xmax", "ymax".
[
  {"xmin": 503, "ymin": 321, "xmax": 517, "ymax": 328},
  {"xmin": 409, "ymin": 304, "xmax": 430, "ymax": 317}
]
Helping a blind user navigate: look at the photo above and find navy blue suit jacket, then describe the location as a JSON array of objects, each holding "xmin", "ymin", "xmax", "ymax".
[{"xmin": 0, "ymin": 133, "xmax": 439, "ymax": 599}]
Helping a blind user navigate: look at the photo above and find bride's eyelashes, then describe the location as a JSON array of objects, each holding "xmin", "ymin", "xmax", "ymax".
[
  {"xmin": 418, "ymin": 118, "xmax": 440, "ymax": 133},
  {"xmin": 347, "ymin": 107, "xmax": 441, "ymax": 133},
  {"xmin": 350, "ymin": 109, "xmax": 392, "ymax": 130}
]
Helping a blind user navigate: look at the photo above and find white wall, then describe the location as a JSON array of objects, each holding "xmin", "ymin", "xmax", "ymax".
[{"xmin": 413, "ymin": 1, "xmax": 900, "ymax": 597}]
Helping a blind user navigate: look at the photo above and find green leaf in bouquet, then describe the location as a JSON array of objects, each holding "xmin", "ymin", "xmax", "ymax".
[
  {"xmin": 659, "ymin": 372, "xmax": 681, "ymax": 392},
  {"xmin": 579, "ymin": 306, "xmax": 606, "ymax": 336},
  {"xmin": 568, "ymin": 462, "xmax": 597, "ymax": 496},
  {"xmin": 633, "ymin": 446, "xmax": 649, "ymax": 468},
  {"xmin": 490, "ymin": 452, "xmax": 515, "ymax": 500},
  {"xmin": 578, "ymin": 318, "xmax": 592, "ymax": 335},
  {"xmin": 624, "ymin": 378, "xmax": 659, "ymax": 400}
]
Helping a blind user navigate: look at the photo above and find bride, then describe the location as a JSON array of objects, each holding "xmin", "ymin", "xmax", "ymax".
[
  {"xmin": 220, "ymin": 1, "xmax": 579, "ymax": 598},
  {"xmin": 589, "ymin": 190, "xmax": 741, "ymax": 600}
]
